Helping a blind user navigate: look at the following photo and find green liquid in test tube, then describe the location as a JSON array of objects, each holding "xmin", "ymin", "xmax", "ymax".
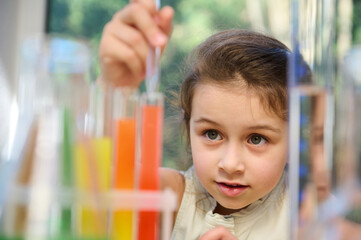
[{"xmin": 57, "ymin": 107, "xmax": 74, "ymax": 239}]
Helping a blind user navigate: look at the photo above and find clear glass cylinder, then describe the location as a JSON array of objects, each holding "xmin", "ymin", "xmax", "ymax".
[
  {"xmin": 111, "ymin": 87, "xmax": 139, "ymax": 240},
  {"xmin": 72, "ymin": 82, "xmax": 113, "ymax": 239},
  {"xmin": 288, "ymin": 0, "xmax": 336, "ymax": 239},
  {"xmin": 332, "ymin": 47, "xmax": 361, "ymax": 239},
  {"xmin": 0, "ymin": 35, "xmax": 92, "ymax": 240},
  {"xmin": 137, "ymin": 92, "xmax": 164, "ymax": 240}
]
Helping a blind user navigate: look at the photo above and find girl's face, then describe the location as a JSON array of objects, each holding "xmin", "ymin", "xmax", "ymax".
[{"xmin": 189, "ymin": 82, "xmax": 287, "ymax": 215}]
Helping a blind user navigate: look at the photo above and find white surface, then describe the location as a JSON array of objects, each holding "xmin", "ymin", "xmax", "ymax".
[
  {"xmin": 0, "ymin": 59, "xmax": 11, "ymax": 151},
  {"xmin": 0, "ymin": 0, "xmax": 46, "ymax": 93},
  {"xmin": 0, "ymin": 0, "xmax": 46, "ymax": 153}
]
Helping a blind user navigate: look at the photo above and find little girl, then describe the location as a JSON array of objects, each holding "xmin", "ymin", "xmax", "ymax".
[{"xmin": 99, "ymin": 1, "xmax": 289, "ymax": 239}]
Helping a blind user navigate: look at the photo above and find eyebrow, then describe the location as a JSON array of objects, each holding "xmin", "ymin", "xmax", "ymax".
[
  {"xmin": 194, "ymin": 117, "xmax": 282, "ymax": 134},
  {"xmin": 247, "ymin": 125, "xmax": 282, "ymax": 134},
  {"xmin": 193, "ymin": 117, "xmax": 220, "ymax": 126}
]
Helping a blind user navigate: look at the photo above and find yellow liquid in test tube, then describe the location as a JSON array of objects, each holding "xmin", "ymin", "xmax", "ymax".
[{"xmin": 74, "ymin": 137, "xmax": 112, "ymax": 238}]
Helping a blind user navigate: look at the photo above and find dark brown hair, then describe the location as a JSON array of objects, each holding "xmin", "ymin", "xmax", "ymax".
[{"xmin": 180, "ymin": 29, "xmax": 290, "ymax": 142}]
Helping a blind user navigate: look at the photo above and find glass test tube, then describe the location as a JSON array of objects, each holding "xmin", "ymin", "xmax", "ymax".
[
  {"xmin": 73, "ymin": 83, "xmax": 111, "ymax": 239},
  {"xmin": 0, "ymin": 119, "xmax": 39, "ymax": 239},
  {"xmin": 111, "ymin": 87, "xmax": 139, "ymax": 240},
  {"xmin": 2, "ymin": 36, "xmax": 90, "ymax": 240},
  {"xmin": 45, "ymin": 36, "xmax": 92, "ymax": 240},
  {"xmin": 288, "ymin": 0, "xmax": 336, "ymax": 239},
  {"xmin": 137, "ymin": 92, "xmax": 164, "ymax": 240},
  {"xmin": 332, "ymin": 47, "xmax": 361, "ymax": 237},
  {"xmin": 25, "ymin": 110, "xmax": 60, "ymax": 240},
  {"xmin": 1, "ymin": 35, "xmax": 53, "ymax": 240}
]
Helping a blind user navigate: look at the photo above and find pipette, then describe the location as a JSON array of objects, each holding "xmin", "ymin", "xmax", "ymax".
[
  {"xmin": 138, "ymin": 2, "xmax": 163, "ymax": 240},
  {"xmin": 145, "ymin": 0, "xmax": 161, "ymax": 94}
]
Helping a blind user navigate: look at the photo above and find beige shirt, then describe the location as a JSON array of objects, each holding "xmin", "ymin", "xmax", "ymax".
[{"xmin": 171, "ymin": 167, "xmax": 289, "ymax": 240}]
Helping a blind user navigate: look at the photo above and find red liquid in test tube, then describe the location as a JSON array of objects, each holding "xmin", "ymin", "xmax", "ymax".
[{"xmin": 138, "ymin": 93, "xmax": 164, "ymax": 240}]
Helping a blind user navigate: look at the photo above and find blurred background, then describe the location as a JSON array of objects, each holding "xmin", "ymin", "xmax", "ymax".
[
  {"xmin": 1, "ymin": 1, "xmax": 361, "ymax": 239},
  {"xmin": 0, "ymin": 0, "xmax": 360, "ymax": 170}
]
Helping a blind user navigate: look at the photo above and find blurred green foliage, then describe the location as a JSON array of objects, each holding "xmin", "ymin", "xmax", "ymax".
[
  {"xmin": 353, "ymin": 0, "xmax": 361, "ymax": 44},
  {"xmin": 46, "ymin": 0, "xmax": 253, "ymax": 170},
  {"xmin": 46, "ymin": 0, "xmax": 361, "ymax": 170}
]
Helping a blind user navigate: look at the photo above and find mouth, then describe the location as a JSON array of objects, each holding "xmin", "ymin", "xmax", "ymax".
[{"xmin": 216, "ymin": 182, "xmax": 249, "ymax": 197}]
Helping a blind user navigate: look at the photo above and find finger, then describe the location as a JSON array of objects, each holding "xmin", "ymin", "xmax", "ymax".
[
  {"xmin": 155, "ymin": 6, "xmax": 174, "ymax": 54},
  {"xmin": 130, "ymin": 0, "xmax": 157, "ymax": 12},
  {"xmin": 103, "ymin": 21, "xmax": 149, "ymax": 70},
  {"xmin": 157, "ymin": 6, "xmax": 174, "ymax": 37},
  {"xmin": 101, "ymin": 60, "xmax": 142, "ymax": 87},
  {"xmin": 115, "ymin": 3, "xmax": 168, "ymax": 47},
  {"xmin": 99, "ymin": 34, "xmax": 144, "ymax": 79}
]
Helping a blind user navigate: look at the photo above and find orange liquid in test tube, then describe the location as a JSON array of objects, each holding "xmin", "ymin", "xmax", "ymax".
[
  {"xmin": 112, "ymin": 118, "xmax": 136, "ymax": 240},
  {"xmin": 138, "ymin": 104, "xmax": 163, "ymax": 240}
]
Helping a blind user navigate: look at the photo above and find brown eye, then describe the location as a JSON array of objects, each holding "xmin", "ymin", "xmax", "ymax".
[{"xmin": 206, "ymin": 130, "xmax": 220, "ymax": 140}]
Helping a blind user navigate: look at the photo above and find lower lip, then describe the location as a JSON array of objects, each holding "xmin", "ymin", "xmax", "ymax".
[{"xmin": 216, "ymin": 183, "xmax": 248, "ymax": 197}]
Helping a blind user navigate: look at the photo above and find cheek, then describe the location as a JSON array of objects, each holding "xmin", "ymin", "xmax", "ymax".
[
  {"xmin": 251, "ymin": 165, "xmax": 285, "ymax": 197},
  {"xmin": 191, "ymin": 140, "xmax": 207, "ymax": 168},
  {"xmin": 191, "ymin": 150, "xmax": 210, "ymax": 184},
  {"xmin": 253, "ymin": 151, "xmax": 287, "ymax": 187},
  {"xmin": 269, "ymin": 142, "xmax": 288, "ymax": 169},
  {"xmin": 190, "ymin": 130, "xmax": 203, "ymax": 161},
  {"xmin": 190, "ymin": 137, "xmax": 215, "ymax": 177}
]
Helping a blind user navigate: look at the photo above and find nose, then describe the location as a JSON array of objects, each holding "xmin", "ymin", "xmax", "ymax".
[{"xmin": 218, "ymin": 141, "xmax": 245, "ymax": 174}]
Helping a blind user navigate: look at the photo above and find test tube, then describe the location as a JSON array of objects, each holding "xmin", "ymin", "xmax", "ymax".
[
  {"xmin": 43, "ymin": 36, "xmax": 92, "ymax": 240},
  {"xmin": 111, "ymin": 87, "xmax": 139, "ymax": 240},
  {"xmin": 0, "ymin": 119, "xmax": 39, "ymax": 239},
  {"xmin": 53, "ymin": 107, "xmax": 75, "ymax": 239},
  {"xmin": 73, "ymin": 83, "xmax": 111, "ymax": 238},
  {"xmin": 288, "ymin": 0, "xmax": 336, "ymax": 239},
  {"xmin": 332, "ymin": 47, "xmax": 361, "ymax": 237},
  {"xmin": 25, "ymin": 110, "xmax": 60, "ymax": 240},
  {"xmin": 137, "ymin": 92, "xmax": 164, "ymax": 240}
]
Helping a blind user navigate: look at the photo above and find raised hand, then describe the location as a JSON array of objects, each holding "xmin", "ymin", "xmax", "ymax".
[{"xmin": 98, "ymin": 0, "xmax": 174, "ymax": 87}]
